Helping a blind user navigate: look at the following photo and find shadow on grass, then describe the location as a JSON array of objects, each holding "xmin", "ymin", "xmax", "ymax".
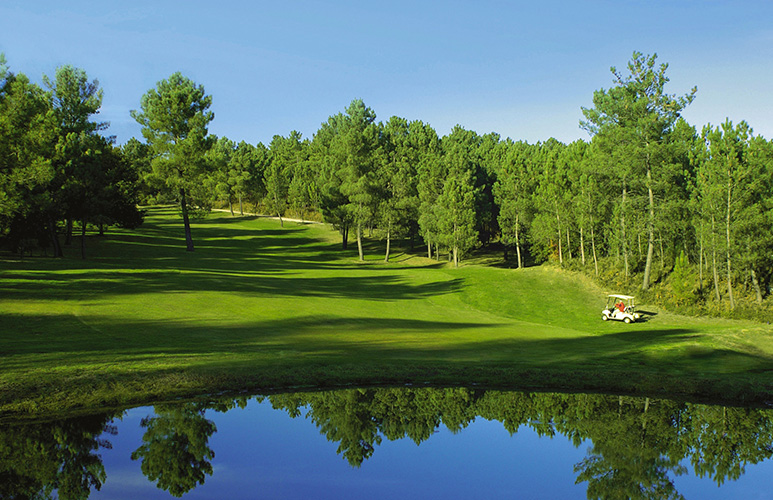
[
  {"xmin": 0, "ymin": 313, "xmax": 497, "ymax": 359},
  {"xmin": 1, "ymin": 207, "xmax": 462, "ymax": 302},
  {"xmin": 4, "ymin": 309, "xmax": 773, "ymax": 414},
  {"xmin": 4, "ymin": 308, "xmax": 771, "ymax": 373},
  {"xmin": 0, "ymin": 268, "xmax": 464, "ymax": 302}
]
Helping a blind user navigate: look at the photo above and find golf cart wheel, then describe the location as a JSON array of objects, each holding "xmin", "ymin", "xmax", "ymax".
[
  {"xmin": 602, "ymin": 315, "xmax": 608, "ymax": 321},
  {"xmin": 624, "ymin": 317, "xmax": 631, "ymax": 324}
]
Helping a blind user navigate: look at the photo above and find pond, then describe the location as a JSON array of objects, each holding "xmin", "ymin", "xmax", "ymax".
[{"xmin": 3, "ymin": 388, "xmax": 773, "ymax": 499}]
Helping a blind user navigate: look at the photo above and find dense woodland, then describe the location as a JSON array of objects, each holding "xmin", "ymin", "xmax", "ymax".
[{"xmin": 2, "ymin": 52, "xmax": 772, "ymax": 313}]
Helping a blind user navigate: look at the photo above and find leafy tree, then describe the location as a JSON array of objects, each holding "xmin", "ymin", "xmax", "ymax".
[
  {"xmin": 435, "ymin": 168, "xmax": 478, "ymax": 267},
  {"xmin": 205, "ymin": 136, "xmax": 237, "ymax": 214},
  {"xmin": 696, "ymin": 120, "xmax": 755, "ymax": 309},
  {"xmin": 529, "ymin": 139, "xmax": 570, "ymax": 264},
  {"xmin": 442, "ymin": 126, "xmax": 490, "ymax": 250},
  {"xmin": 43, "ymin": 65, "xmax": 105, "ymax": 137},
  {"xmin": 267, "ymin": 131, "xmax": 306, "ymax": 226},
  {"xmin": 582, "ymin": 52, "xmax": 697, "ymax": 289},
  {"xmin": 230, "ymin": 140, "xmax": 263, "ymax": 215},
  {"xmin": 132, "ymin": 72, "xmax": 214, "ymax": 251},
  {"xmin": 572, "ymin": 142, "xmax": 609, "ymax": 275},
  {"xmin": 0, "ymin": 412, "xmax": 116, "ymax": 500},
  {"xmin": 331, "ymin": 99, "xmax": 380, "ymax": 260},
  {"xmin": 28, "ymin": 64, "xmax": 122, "ymax": 257},
  {"xmin": 493, "ymin": 140, "xmax": 534, "ymax": 268},
  {"xmin": 378, "ymin": 116, "xmax": 424, "ymax": 262},
  {"xmin": 311, "ymin": 112, "xmax": 354, "ymax": 249},
  {"xmin": 122, "ymin": 137, "xmax": 157, "ymax": 203},
  {"xmin": 288, "ymin": 162, "xmax": 318, "ymax": 222},
  {"xmin": 58, "ymin": 133, "xmax": 142, "ymax": 258},
  {"xmin": 415, "ymin": 125, "xmax": 444, "ymax": 259},
  {"xmin": 474, "ymin": 132, "xmax": 502, "ymax": 245},
  {"xmin": 131, "ymin": 404, "xmax": 217, "ymax": 497},
  {"xmin": 670, "ymin": 250, "xmax": 695, "ymax": 305},
  {"xmin": 44, "ymin": 65, "xmax": 106, "ymax": 246},
  {"xmin": 0, "ymin": 56, "xmax": 56, "ymax": 251}
]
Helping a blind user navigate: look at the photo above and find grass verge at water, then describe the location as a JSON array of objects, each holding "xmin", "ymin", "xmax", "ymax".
[{"xmin": 2, "ymin": 206, "xmax": 773, "ymax": 416}]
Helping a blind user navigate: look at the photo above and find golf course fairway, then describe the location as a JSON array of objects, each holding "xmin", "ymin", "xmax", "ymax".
[{"xmin": 2, "ymin": 206, "xmax": 773, "ymax": 416}]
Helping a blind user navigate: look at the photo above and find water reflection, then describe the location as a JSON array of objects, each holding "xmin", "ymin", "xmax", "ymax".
[
  {"xmin": 2, "ymin": 388, "xmax": 773, "ymax": 499},
  {"xmin": 0, "ymin": 412, "xmax": 116, "ymax": 499},
  {"xmin": 130, "ymin": 404, "xmax": 217, "ymax": 496}
]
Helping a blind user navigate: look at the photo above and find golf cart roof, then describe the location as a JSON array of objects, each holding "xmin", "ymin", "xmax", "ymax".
[{"xmin": 608, "ymin": 294, "xmax": 635, "ymax": 300}]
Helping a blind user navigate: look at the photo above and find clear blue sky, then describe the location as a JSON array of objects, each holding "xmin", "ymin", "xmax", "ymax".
[{"xmin": 2, "ymin": 0, "xmax": 772, "ymax": 145}]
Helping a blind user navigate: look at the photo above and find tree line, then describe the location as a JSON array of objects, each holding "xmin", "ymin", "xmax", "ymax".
[
  {"xmin": 2, "ymin": 51, "xmax": 772, "ymax": 308},
  {"xmin": 0, "ymin": 55, "xmax": 142, "ymax": 259}
]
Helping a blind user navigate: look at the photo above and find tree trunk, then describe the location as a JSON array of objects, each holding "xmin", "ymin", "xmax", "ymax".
[
  {"xmin": 229, "ymin": 196, "xmax": 234, "ymax": 216},
  {"xmin": 590, "ymin": 223, "xmax": 599, "ymax": 277},
  {"xmin": 435, "ymin": 242, "xmax": 439, "ymax": 261},
  {"xmin": 725, "ymin": 179, "xmax": 735, "ymax": 309},
  {"xmin": 751, "ymin": 269, "xmax": 763, "ymax": 304},
  {"xmin": 699, "ymin": 231, "xmax": 704, "ymax": 291},
  {"xmin": 453, "ymin": 245, "xmax": 459, "ymax": 268},
  {"xmin": 556, "ymin": 211, "xmax": 563, "ymax": 265},
  {"xmin": 580, "ymin": 226, "xmax": 586, "ymax": 266},
  {"xmin": 711, "ymin": 216, "xmax": 720, "ymax": 302},
  {"xmin": 642, "ymin": 164, "xmax": 655, "ymax": 290},
  {"xmin": 356, "ymin": 224, "xmax": 364, "ymax": 261},
  {"xmin": 589, "ymin": 193, "xmax": 598, "ymax": 277},
  {"xmin": 515, "ymin": 215, "xmax": 522, "ymax": 269},
  {"xmin": 427, "ymin": 239, "xmax": 432, "ymax": 259},
  {"xmin": 638, "ymin": 233, "xmax": 642, "ymax": 259},
  {"xmin": 659, "ymin": 233, "xmax": 664, "ymax": 271},
  {"xmin": 239, "ymin": 194, "xmax": 243, "ymax": 215},
  {"xmin": 48, "ymin": 218, "xmax": 63, "ymax": 257},
  {"xmin": 180, "ymin": 188, "xmax": 195, "ymax": 252},
  {"xmin": 98, "ymin": 224, "xmax": 105, "ymax": 236},
  {"xmin": 384, "ymin": 224, "xmax": 391, "ymax": 263},
  {"xmin": 80, "ymin": 219, "xmax": 87, "ymax": 260},
  {"xmin": 65, "ymin": 219, "xmax": 73, "ymax": 246},
  {"xmin": 341, "ymin": 225, "xmax": 349, "ymax": 250},
  {"xmin": 621, "ymin": 182, "xmax": 629, "ymax": 278},
  {"xmin": 566, "ymin": 227, "xmax": 572, "ymax": 260}
]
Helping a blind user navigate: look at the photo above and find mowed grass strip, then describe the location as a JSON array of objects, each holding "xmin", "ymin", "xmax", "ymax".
[{"xmin": 1, "ymin": 206, "xmax": 773, "ymax": 415}]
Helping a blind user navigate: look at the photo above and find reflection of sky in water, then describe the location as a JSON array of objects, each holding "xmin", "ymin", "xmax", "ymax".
[{"xmin": 91, "ymin": 398, "xmax": 773, "ymax": 499}]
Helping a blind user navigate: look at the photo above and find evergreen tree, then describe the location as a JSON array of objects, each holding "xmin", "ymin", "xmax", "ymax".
[
  {"xmin": 582, "ymin": 52, "xmax": 697, "ymax": 289},
  {"xmin": 435, "ymin": 168, "xmax": 478, "ymax": 267},
  {"xmin": 131, "ymin": 73, "xmax": 215, "ymax": 251}
]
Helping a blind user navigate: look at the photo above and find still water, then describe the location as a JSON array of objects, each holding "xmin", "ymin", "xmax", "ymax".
[{"xmin": 3, "ymin": 388, "xmax": 773, "ymax": 499}]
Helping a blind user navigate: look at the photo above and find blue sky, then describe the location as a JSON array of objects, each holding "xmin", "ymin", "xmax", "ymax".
[{"xmin": 2, "ymin": 0, "xmax": 772, "ymax": 145}]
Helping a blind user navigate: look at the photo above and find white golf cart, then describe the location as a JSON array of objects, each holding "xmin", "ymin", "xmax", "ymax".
[{"xmin": 602, "ymin": 294, "xmax": 641, "ymax": 323}]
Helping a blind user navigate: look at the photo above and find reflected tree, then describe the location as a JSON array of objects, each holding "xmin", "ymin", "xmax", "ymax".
[
  {"xmin": 131, "ymin": 403, "xmax": 217, "ymax": 497},
  {"xmin": 0, "ymin": 412, "xmax": 115, "ymax": 500},
  {"xmin": 262, "ymin": 387, "xmax": 773, "ymax": 498},
  {"xmin": 4, "ymin": 388, "xmax": 773, "ymax": 499},
  {"xmin": 685, "ymin": 404, "xmax": 773, "ymax": 484}
]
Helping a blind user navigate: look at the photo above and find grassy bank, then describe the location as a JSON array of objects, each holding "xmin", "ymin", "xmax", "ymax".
[{"xmin": 2, "ymin": 206, "xmax": 773, "ymax": 416}]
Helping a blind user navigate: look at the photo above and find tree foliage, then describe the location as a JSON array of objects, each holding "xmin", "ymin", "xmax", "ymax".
[{"xmin": 132, "ymin": 72, "xmax": 214, "ymax": 251}]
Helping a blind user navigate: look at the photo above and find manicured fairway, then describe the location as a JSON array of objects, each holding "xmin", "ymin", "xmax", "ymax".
[{"xmin": 2, "ymin": 207, "xmax": 773, "ymax": 415}]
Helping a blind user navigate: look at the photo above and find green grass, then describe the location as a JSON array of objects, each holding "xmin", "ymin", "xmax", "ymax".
[{"xmin": 2, "ymin": 206, "xmax": 773, "ymax": 416}]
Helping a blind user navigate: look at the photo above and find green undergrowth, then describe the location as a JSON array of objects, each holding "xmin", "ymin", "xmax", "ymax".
[
  {"xmin": 2, "ymin": 206, "xmax": 773, "ymax": 417},
  {"xmin": 540, "ymin": 254, "xmax": 773, "ymax": 323}
]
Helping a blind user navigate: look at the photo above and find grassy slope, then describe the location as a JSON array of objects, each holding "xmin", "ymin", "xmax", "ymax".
[{"xmin": 2, "ymin": 207, "xmax": 773, "ymax": 415}]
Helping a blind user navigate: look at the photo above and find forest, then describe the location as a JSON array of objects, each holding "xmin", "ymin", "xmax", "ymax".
[{"xmin": 1, "ymin": 51, "xmax": 772, "ymax": 315}]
